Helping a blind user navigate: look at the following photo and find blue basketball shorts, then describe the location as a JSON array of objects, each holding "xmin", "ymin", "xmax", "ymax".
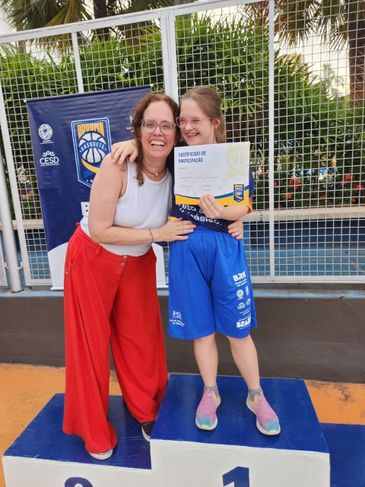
[{"xmin": 168, "ymin": 226, "xmax": 257, "ymax": 340}]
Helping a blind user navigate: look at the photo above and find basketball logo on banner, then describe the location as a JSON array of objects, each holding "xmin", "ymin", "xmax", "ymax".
[{"xmin": 71, "ymin": 118, "xmax": 112, "ymax": 188}]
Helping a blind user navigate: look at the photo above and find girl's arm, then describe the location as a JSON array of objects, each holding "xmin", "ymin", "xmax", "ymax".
[
  {"xmin": 110, "ymin": 139, "xmax": 138, "ymax": 166},
  {"xmin": 88, "ymin": 155, "xmax": 195, "ymax": 245},
  {"xmin": 199, "ymin": 193, "xmax": 252, "ymax": 221}
]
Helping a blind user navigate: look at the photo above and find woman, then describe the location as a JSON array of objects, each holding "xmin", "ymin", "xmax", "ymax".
[{"xmin": 63, "ymin": 93, "xmax": 195, "ymax": 460}]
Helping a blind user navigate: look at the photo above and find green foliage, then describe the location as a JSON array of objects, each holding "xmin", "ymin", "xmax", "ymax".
[
  {"xmin": 174, "ymin": 13, "xmax": 364, "ymax": 209},
  {"xmin": 0, "ymin": 12, "xmax": 363, "ymax": 218},
  {"xmin": 77, "ymin": 29, "xmax": 164, "ymax": 92},
  {"xmin": 0, "ymin": 45, "xmax": 79, "ymax": 218}
]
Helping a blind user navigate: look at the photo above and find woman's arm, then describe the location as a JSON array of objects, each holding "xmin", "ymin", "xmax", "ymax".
[
  {"xmin": 88, "ymin": 155, "xmax": 195, "ymax": 245},
  {"xmin": 227, "ymin": 220, "xmax": 244, "ymax": 239}
]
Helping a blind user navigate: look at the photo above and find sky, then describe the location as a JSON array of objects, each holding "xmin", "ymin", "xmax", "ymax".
[
  {"xmin": 0, "ymin": 7, "xmax": 12, "ymax": 34},
  {"xmin": 286, "ymin": 35, "xmax": 349, "ymax": 95}
]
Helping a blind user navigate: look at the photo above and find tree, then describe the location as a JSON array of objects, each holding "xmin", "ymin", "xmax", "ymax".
[
  {"xmin": 247, "ymin": 0, "xmax": 365, "ymax": 103},
  {"xmin": 0, "ymin": 0, "xmax": 91, "ymax": 30},
  {"xmin": 0, "ymin": 0, "xmax": 179, "ymax": 30},
  {"xmin": 0, "ymin": 0, "xmax": 183, "ymax": 47}
]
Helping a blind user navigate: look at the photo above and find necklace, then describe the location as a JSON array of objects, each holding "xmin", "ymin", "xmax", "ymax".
[{"xmin": 142, "ymin": 163, "xmax": 166, "ymax": 178}]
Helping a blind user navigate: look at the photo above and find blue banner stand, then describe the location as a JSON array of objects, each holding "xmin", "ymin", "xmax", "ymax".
[{"xmin": 3, "ymin": 374, "xmax": 364, "ymax": 487}]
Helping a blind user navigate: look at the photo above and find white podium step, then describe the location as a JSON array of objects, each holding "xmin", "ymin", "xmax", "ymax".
[{"xmin": 3, "ymin": 375, "xmax": 330, "ymax": 487}]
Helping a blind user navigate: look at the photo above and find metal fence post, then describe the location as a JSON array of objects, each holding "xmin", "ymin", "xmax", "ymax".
[
  {"xmin": 0, "ymin": 79, "xmax": 31, "ymax": 287},
  {"xmin": 0, "ymin": 150, "xmax": 22, "ymax": 292},
  {"xmin": 268, "ymin": 0, "xmax": 275, "ymax": 279},
  {"xmin": 161, "ymin": 12, "xmax": 179, "ymax": 102},
  {"xmin": 71, "ymin": 32, "xmax": 85, "ymax": 93}
]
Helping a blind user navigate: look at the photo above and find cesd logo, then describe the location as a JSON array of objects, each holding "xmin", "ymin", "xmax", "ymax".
[
  {"xmin": 71, "ymin": 118, "xmax": 112, "ymax": 188},
  {"xmin": 39, "ymin": 150, "xmax": 60, "ymax": 166}
]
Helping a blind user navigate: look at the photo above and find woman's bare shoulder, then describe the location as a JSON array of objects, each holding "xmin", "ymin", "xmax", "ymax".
[
  {"xmin": 99, "ymin": 153, "xmax": 128, "ymax": 179},
  {"xmin": 101, "ymin": 153, "xmax": 116, "ymax": 168}
]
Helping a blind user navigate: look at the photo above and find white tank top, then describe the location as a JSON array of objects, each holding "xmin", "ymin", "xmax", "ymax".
[{"xmin": 80, "ymin": 160, "xmax": 172, "ymax": 256}]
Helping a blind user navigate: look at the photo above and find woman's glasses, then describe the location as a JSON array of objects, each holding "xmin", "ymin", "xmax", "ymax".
[
  {"xmin": 141, "ymin": 119, "xmax": 176, "ymax": 134},
  {"xmin": 176, "ymin": 117, "xmax": 211, "ymax": 128}
]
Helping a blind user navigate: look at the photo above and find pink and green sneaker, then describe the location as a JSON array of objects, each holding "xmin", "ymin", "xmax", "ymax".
[
  {"xmin": 195, "ymin": 388, "xmax": 221, "ymax": 430},
  {"xmin": 246, "ymin": 392, "xmax": 281, "ymax": 436}
]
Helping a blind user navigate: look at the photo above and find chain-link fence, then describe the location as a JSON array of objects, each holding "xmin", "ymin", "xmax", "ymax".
[{"xmin": 0, "ymin": 0, "xmax": 364, "ymax": 287}]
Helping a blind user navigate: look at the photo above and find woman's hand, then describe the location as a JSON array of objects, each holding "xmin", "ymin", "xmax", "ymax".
[
  {"xmin": 199, "ymin": 194, "xmax": 223, "ymax": 219},
  {"xmin": 110, "ymin": 140, "xmax": 138, "ymax": 170},
  {"xmin": 154, "ymin": 218, "xmax": 196, "ymax": 242},
  {"xmin": 228, "ymin": 219, "xmax": 244, "ymax": 240}
]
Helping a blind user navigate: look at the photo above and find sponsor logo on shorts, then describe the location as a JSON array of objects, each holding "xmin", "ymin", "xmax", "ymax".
[
  {"xmin": 232, "ymin": 271, "xmax": 247, "ymax": 287},
  {"xmin": 236, "ymin": 289, "xmax": 244, "ymax": 299},
  {"xmin": 236, "ymin": 316, "xmax": 251, "ymax": 329},
  {"xmin": 170, "ymin": 310, "xmax": 185, "ymax": 327}
]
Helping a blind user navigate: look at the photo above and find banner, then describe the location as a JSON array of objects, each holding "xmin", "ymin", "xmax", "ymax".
[{"xmin": 27, "ymin": 87, "xmax": 167, "ymax": 289}]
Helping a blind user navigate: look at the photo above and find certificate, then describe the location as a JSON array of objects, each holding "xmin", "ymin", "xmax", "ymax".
[{"xmin": 174, "ymin": 142, "xmax": 250, "ymax": 206}]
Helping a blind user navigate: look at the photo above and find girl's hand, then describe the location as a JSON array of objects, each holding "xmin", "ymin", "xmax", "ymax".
[
  {"xmin": 199, "ymin": 194, "xmax": 223, "ymax": 219},
  {"xmin": 110, "ymin": 140, "xmax": 138, "ymax": 169},
  {"xmin": 154, "ymin": 218, "xmax": 196, "ymax": 242},
  {"xmin": 228, "ymin": 219, "xmax": 244, "ymax": 240}
]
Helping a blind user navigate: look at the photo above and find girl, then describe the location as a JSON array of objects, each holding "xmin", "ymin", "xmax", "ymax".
[
  {"xmin": 169, "ymin": 87, "xmax": 280, "ymax": 435},
  {"xmin": 112, "ymin": 87, "xmax": 280, "ymax": 436}
]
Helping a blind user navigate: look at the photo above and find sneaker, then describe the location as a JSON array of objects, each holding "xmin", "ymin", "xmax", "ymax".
[
  {"xmin": 195, "ymin": 389, "xmax": 221, "ymax": 431},
  {"xmin": 141, "ymin": 421, "xmax": 155, "ymax": 442},
  {"xmin": 246, "ymin": 393, "xmax": 281, "ymax": 436},
  {"xmin": 87, "ymin": 448, "xmax": 113, "ymax": 460}
]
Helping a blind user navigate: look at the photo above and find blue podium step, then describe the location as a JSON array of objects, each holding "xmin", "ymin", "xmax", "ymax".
[
  {"xmin": 4, "ymin": 394, "xmax": 150, "ymax": 469},
  {"xmin": 3, "ymin": 394, "xmax": 153, "ymax": 487},
  {"xmin": 3, "ymin": 374, "xmax": 351, "ymax": 487},
  {"xmin": 151, "ymin": 374, "xmax": 329, "ymax": 487},
  {"xmin": 153, "ymin": 374, "xmax": 328, "ymax": 452}
]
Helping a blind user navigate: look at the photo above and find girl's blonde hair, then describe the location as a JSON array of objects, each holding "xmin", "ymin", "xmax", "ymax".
[{"xmin": 180, "ymin": 86, "xmax": 226, "ymax": 143}]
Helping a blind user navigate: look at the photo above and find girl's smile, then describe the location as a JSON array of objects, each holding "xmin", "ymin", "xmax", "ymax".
[{"xmin": 179, "ymin": 99, "xmax": 219, "ymax": 146}]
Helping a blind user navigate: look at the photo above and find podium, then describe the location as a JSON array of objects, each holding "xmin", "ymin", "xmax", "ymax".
[{"xmin": 3, "ymin": 374, "xmax": 338, "ymax": 487}]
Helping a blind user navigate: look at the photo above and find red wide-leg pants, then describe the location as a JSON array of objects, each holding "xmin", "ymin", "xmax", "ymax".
[{"xmin": 63, "ymin": 226, "xmax": 167, "ymax": 453}]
